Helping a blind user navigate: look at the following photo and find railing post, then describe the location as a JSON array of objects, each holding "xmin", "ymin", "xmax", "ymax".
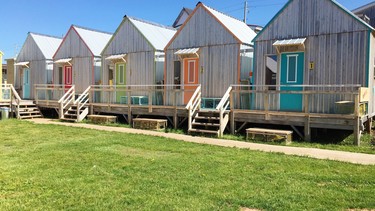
[
  {"xmin": 59, "ymin": 102, "xmax": 64, "ymax": 119},
  {"xmin": 264, "ymin": 88, "xmax": 269, "ymax": 120},
  {"xmin": 354, "ymin": 90, "xmax": 361, "ymax": 146},
  {"xmin": 148, "ymin": 87, "xmax": 152, "ymax": 113},
  {"xmin": 230, "ymin": 88, "xmax": 235, "ymax": 134},
  {"xmin": 304, "ymin": 92, "xmax": 311, "ymax": 142},
  {"xmin": 188, "ymin": 106, "xmax": 192, "ymax": 131}
]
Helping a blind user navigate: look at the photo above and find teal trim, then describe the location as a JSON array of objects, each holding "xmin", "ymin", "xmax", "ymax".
[
  {"xmin": 366, "ymin": 30, "xmax": 371, "ymax": 87},
  {"xmin": 252, "ymin": 0, "xmax": 293, "ymax": 43}
]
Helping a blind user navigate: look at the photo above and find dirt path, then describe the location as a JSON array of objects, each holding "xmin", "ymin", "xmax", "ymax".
[{"xmin": 28, "ymin": 118, "xmax": 375, "ymax": 165}]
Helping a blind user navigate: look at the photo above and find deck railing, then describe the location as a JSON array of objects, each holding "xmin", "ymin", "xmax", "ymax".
[
  {"xmin": 1, "ymin": 84, "xmax": 22, "ymax": 118},
  {"xmin": 216, "ymin": 86, "xmax": 232, "ymax": 136},
  {"xmin": 229, "ymin": 84, "xmax": 363, "ymax": 116},
  {"xmin": 58, "ymin": 86, "xmax": 75, "ymax": 119},
  {"xmin": 34, "ymin": 84, "xmax": 72, "ymax": 106}
]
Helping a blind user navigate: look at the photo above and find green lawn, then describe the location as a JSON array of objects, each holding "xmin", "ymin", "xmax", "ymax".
[{"xmin": 1, "ymin": 120, "xmax": 374, "ymax": 210}]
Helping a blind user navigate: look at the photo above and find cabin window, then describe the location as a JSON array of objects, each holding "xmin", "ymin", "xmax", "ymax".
[
  {"xmin": 174, "ymin": 61, "xmax": 181, "ymax": 87},
  {"xmin": 287, "ymin": 55, "xmax": 298, "ymax": 83},
  {"xmin": 188, "ymin": 60, "xmax": 196, "ymax": 83},
  {"xmin": 265, "ymin": 55, "xmax": 277, "ymax": 90},
  {"xmin": 119, "ymin": 64, "xmax": 125, "ymax": 84},
  {"xmin": 58, "ymin": 67, "xmax": 63, "ymax": 84}
]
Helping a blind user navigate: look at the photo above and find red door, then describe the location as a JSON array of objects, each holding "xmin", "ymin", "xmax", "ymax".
[
  {"xmin": 64, "ymin": 66, "xmax": 72, "ymax": 90},
  {"xmin": 183, "ymin": 58, "xmax": 199, "ymax": 104}
]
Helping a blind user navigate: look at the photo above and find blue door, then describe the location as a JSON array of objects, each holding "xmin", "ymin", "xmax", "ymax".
[
  {"xmin": 280, "ymin": 52, "xmax": 304, "ymax": 111},
  {"xmin": 23, "ymin": 68, "xmax": 30, "ymax": 99}
]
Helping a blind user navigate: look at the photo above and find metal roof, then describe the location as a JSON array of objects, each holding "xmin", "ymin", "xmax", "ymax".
[
  {"xmin": 203, "ymin": 4, "xmax": 257, "ymax": 45},
  {"xmin": 128, "ymin": 17, "xmax": 176, "ymax": 50},
  {"xmin": 30, "ymin": 33, "xmax": 62, "ymax": 60},
  {"xmin": 273, "ymin": 38, "xmax": 306, "ymax": 46},
  {"xmin": 352, "ymin": 1, "xmax": 375, "ymax": 14},
  {"xmin": 174, "ymin": 48, "xmax": 200, "ymax": 55},
  {"xmin": 73, "ymin": 26, "xmax": 113, "ymax": 57}
]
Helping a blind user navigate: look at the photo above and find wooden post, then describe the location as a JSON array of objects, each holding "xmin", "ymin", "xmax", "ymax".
[
  {"xmin": 354, "ymin": 93, "xmax": 361, "ymax": 146},
  {"xmin": 148, "ymin": 87, "xmax": 152, "ymax": 113},
  {"xmin": 59, "ymin": 103, "xmax": 64, "ymax": 119},
  {"xmin": 264, "ymin": 89, "xmax": 269, "ymax": 120},
  {"xmin": 230, "ymin": 90, "xmax": 235, "ymax": 134},
  {"xmin": 304, "ymin": 93, "xmax": 311, "ymax": 142},
  {"xmin": 127, "ymin": 90, "xmax": 132, "ymax": 125}
]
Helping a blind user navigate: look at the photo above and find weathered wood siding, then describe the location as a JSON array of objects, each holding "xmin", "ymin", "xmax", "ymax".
[
  {"xmin": 165, "ymin": 6, "xmax": 241, "ymax": 101},
  {"xmin": 53, "ymin": 28, "xmax": 94, "ymax": 93},
  {"xmin": 102, "ymin": 19, "xmax": 157, "ymax": 86},
  {"xmin": 16, "ymin": 35, "xmax": 49, "ymax": 99},
  {"xmin": 253, "ymin": 0, "xmax": 373, "ymax": 113}
]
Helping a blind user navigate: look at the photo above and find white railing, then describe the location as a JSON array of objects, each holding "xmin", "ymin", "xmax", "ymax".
[
  {"xmin": 58, "ymin": 86, "xmax": 75, "ymax": 119},
  {"xmin": 75, "ymin": 86, "xmax": 90, "ymax": 121},
  {"xmin": 185, "ymin": 85, "xmax": 202, "ymax": 131},
  {"xmin": 216, "ymin": 86, "xmax": 232, "ymax": 137},
  {"xmin": 1, "ymin": 84, "xmax": 22, "ymax": 118}
]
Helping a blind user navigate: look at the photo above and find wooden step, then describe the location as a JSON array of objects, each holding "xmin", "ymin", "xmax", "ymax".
[
  {"xmin": 195, "ymin": 116, "xmax": 220, "ymax": 120},
  {"xmin": 19, "ymin": 110, "xmax": 41, "ymax": 114},
  {"xmin": 188, "ymin": 128, "xmax": 219, "ymax": 135},
  {"xmin": 192, "ymin": 122, "xmax": 220, "ymax": 127},
  {"xmin": 61, "ymin": 118, "xmax": 77, "ymax": 122},
  {"xmin": 19, "ymin": 115, "xmax": 43, "ymax": 119}
]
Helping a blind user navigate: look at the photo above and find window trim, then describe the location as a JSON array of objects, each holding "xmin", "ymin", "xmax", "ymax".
[{"xmin": 286, "ymin": 54, "xmax": 298, "ymax": 83}]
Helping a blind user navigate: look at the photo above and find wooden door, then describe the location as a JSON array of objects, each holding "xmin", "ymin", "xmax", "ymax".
[
  {"xmin": 64, "ymin": 66, "xmax": 73, "ymax": 90},
  {"xmin": 115, "ymin": 63, "xmax": 126, "ymax": 103},
  {"xmin": 183, "ymin": 58, "xmax": 199, "ymax": 104},
  {"xmin": 23, "ymin": 68, "xmax": 30, "ymax": 99},
  {"xmin": 280, "ymin": 52, "xmax": 304, "ymax": 111}
]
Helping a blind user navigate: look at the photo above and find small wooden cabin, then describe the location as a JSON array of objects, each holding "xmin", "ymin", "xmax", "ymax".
[
  {"xmin": 53, "ymin": 25, "xmax": 112, "ymax": 93},
  {"xmin": 353, "ymin": 2, "xmax": 375, "ymax": 28},
  {"xmin": 172, "ymin": 7, "xmax": 193, "ymax": 28},
  {"xmin": 15, "ymin": 32, "xmax": 62, "ymax": 99},
  {"xmin": 252, "ymin": 0, "xmax": 375, "ymax": 113},
  {"xmin": 101, "ymin": 16, "xmax": 176, "ymax": 103},
  {"xmin": 165, "ymin": 2, "xmax": 257, "ymax": 108}
]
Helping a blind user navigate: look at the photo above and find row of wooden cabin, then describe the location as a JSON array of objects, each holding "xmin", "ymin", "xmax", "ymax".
[{"xmin": 4, "ymin": 0, "xmax": 375, "ymax": 143}]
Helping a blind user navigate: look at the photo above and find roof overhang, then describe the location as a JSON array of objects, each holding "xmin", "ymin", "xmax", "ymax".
[
  {"xmin": 54, "ymin": 58, "xmax": 72, "ymax": 65},
  {"xmin": 273, "ymin": 38, "xmax": 306, "ymax": 53},
  {"xmin": 15, "ymin": 61, "xmax": 30, "ymax": 68},
  {"xmin": 174, "ymin": 48, "xmax": 199, "ymax": 59},
  {"xmin": 105, "ymin": 54, "xmax": 127, "ymax": 63}
]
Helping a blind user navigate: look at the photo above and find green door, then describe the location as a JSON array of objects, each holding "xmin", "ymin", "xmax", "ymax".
[
  {"xmin": 115, "ymin": 63, "xmax": 126, "ymax": 104},
  {"xmin": 280, "ymin": 52, "xmax": 304, "ymax": 111}
]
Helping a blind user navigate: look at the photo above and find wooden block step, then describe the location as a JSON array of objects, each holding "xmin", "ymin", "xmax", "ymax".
[
  {"xmin": 61, "ymin": 118, "xmax": 77, "ymax": 122},
  {"xmin": 88, "ymin": 115, "xmax": 117, "ymax": 124},
  {"xmin": 19, "ymin": 110, "xmax": 41, "ymax": 114},
  {"xmin": 188, "ymin": 128, "xmax": 219, "ymax": 135},
  {"xmin": 246, "ymin": 127, "xmax": 293, "ymax": 144},
  {"xmin": 20, "ymin": 115, "xmax": 43, "ymax": 119},
  {"xmin": 133, "ymin": 118, "xmax": 167, "ymax": 130}
]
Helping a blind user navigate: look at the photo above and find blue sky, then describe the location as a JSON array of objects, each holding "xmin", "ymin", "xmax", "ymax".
[{"xmin": 0, "ymin": 0, "xmax": 373, "ymax": 61}]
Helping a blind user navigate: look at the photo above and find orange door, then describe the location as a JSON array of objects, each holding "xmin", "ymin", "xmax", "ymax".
[{"xmin": 183, "ymin": 58, "xmax": 199, "ymax": 104}]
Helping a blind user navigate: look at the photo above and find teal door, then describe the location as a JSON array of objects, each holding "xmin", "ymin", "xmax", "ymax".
[
  {"xmin": 280, "ymin": 52, "xmax": 304, "ymax": 111},
  {"xmin": 23, "ymin": 68, "xmax": 30, "ymax": 99}
]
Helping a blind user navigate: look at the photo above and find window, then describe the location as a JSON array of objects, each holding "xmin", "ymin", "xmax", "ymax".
[
  {"xmin": 265, "ymin": 55, "xmax": 277, "ymax": 90},
  {"xmin": 287, "ymin": 55, "xmax": 298, "ymax": 83},
  {"xmin": 188, "ymin": 60, "xmax": 195, "ymax": 83},
  {"xmin": 58, "ymin": 67, "xmax": 63, "ymax": 84},
  {"xmin": 119, "ymin": 64, "xmax": 124, "ymax": 84}
]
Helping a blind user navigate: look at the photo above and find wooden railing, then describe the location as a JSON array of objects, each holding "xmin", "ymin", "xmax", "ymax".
[
  {"xmin": 58, "ymin": 86, "xmax": 75, "ymax": 119},
  {"xmin": 35, "ymin": 84, "xmax": 69, "ymax": 106},
  {"xmin": 75, "ymin": 86, "xmax": 90, "ymax": 121},
  {"xmin": 1, "ymin": 84, "xmax": 22, "ymax": 118},
  {"xmin": 185, "ymin": 85, "xmax": 202, "ymax": 131},
  {"xmin": 216, "ymin": 86, "xmax": 232, "ymax": 136}
]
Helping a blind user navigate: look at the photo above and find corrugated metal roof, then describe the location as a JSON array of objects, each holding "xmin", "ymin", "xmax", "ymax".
[
  {"xmin": 273, "ymin": 38, "xmax": 306, "ymax": 46},
  {"xmin": 30, "ymin": 33, "xmax": 62, "ymax": 60},
  {"xmin": 203, "ymin": 4, "xmax": 257, "ymax": 45},
  {"xmin": 73, "ymin": 26, "xmax": 113, "ymax": 57},
  {"xmin": 174, "ymin": 48, "xmax": 200, "ymax": 55},
  {"xmin": 128, "ymin": 17, "xmax": 176, "ymax": 50}
]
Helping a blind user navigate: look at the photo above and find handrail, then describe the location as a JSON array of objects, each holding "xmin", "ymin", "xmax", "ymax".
[
  {"xmin": 75, "ymin": 86, "xmax": 91, "ymax": 104},
  {"xmin": 58, "ymin": 86, "xmax": 75, "ymax": 103},
  {"xmin": 216, "ymin": 86, "xmax": 232, "ymax": 111},
  {"xmin": 185, "ymin": 85, "xmax": 201, "ymax": 109}
]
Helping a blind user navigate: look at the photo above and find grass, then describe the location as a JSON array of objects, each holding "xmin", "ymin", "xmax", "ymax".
[{"xmin": 0, "ymin": 119, "xmax": 374, "ymax": 210}]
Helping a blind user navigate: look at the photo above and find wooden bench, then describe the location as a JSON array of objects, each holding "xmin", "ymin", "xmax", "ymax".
[
  {"xmin": 87, "ymin": 115, "xmax": 117, "ymax": 124},
  {"xmin": 246, "ymin": 128, "xmax": 293, "ymax": 144},
  {"xmin": 133, "ymin": 118, "xmax": 167, "ymax": 130}
]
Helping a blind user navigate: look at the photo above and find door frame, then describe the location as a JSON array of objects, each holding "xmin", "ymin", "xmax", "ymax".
[
  {"xmin": 64, "ymin": 65, "xmax": 73, "ymax": 89},
  {"xmin": 182, "ymin": 57, "xmax": 199, "ymax": 104},
  {"xmin": 279, "ymin": 51, "xmax": 305, "ymax": 112}
]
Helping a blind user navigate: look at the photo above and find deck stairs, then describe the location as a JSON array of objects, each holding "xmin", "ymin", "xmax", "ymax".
[
  {"xmin": 61, "ymin": 87, "xmax": 90, "ymax": 122},
  {"xmin": 16, "ymin": 100, "xmax": 43, "ymax": 119},
  {"xmin": 189, "ymin": 109, "xmax": 230, "ymax": 136}
]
